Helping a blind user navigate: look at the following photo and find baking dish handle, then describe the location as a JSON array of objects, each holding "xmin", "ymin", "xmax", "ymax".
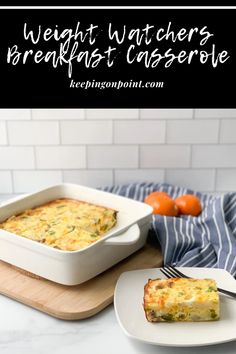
[{"xmin": 104, "ymin": 223, "xmax": 140, "ymax": 245}]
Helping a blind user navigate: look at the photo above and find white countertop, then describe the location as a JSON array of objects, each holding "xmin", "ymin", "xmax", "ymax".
[
  {"xmin": 0, "ymin": 295, "xmax": 236, "ymax": 354},
  {"xmin": 0, "ymin": 195, "xmax": 236, "ymax": 354}
]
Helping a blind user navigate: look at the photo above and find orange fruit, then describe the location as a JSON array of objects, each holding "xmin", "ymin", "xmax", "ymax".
[
  {"xmin": 175, "ymin": 194, "xmax": 202, "ymax": 216},
  {"xmin": 145, "ymin": 191, "xmax": 170, "ymax": 200},
  {"xmin": 144, "ymin": 191, "xmax": 178, "ymax": 216}
]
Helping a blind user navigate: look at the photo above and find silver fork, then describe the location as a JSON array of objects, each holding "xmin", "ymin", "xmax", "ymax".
[{"xmin": 160, "ymin": 265, "xmax": 236, "ymax": 299}]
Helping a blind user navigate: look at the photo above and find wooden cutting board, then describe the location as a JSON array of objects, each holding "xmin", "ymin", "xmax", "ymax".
[{"xmin": 0, "ymin": 243, "xmax": 162, "ymax": 320}]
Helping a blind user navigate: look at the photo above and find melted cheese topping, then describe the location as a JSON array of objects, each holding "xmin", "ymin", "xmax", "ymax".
[
  {"xmin": 144, "ymin": 278, "xmax": 220, "ymax": 322},
  {"xmin": 0, "ymin": 198, "xmax": 117, "ymax": 251}
]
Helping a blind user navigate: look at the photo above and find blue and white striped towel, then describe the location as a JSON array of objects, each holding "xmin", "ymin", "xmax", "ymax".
[{"xmin": 102, "ymin": 182, "xmax": 236, "ymax": 278}]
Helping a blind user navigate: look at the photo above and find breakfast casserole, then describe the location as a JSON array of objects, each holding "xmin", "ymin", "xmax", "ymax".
[
  {"xmin": 0, "ymin": 198, "xmax": 117, "ymax": 251},
  {"xmin": 143, "ymin": 277, "xmax": 220, "ymax": 322}
]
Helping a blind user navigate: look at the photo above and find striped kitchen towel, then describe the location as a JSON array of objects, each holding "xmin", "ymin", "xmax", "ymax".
[{"xmin": 102, "ymin": 182, "xmax": 236, "ymax": 277}]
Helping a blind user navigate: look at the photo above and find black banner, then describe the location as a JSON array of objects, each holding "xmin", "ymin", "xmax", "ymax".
[
  {"xmin": 1, "ymin": 2, "xmax": 236, "ymax": 6},
  {"xmin": 0, "ymin": 9, "xmax": 235, "ymax": 108}
]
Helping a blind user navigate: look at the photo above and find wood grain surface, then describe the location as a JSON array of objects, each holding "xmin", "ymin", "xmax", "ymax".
[{"xmin": 0, "ymin": 244, "xmax": 163, "ymax": 320}]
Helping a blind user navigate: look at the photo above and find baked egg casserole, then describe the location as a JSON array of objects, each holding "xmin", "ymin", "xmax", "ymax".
[
  {"xmin": 144, "ymin": 277, "xmax": 220, "ymax": 322},
  {"xmin": 0, "ymin": 198, "xmax": 117, "ymax": 251}
]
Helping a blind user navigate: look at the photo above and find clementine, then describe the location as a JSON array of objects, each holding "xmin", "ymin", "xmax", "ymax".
[
  {"xmin": 144, "ymin": 191, "xmax": 178, "ymax": 216},
  {"xmin": 175, "ymin": 194, "xmax": 202, "ymax": 216}
]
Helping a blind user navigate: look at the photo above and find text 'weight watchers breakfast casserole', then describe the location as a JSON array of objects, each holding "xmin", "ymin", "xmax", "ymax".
[
  {"xmin": 144, "ymin": 277, "xmax": 220, "ymax": 322},
  {"xmin": 0, "ymin": 199, "xmax": 117, "ymax": 251}
]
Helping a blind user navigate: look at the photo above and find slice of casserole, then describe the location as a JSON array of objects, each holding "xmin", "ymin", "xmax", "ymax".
[
  {"xmin": 144, "ymin": 277, "xmax": 220, "ymax": 322},
  {"xmin": 0, "ymin": 198, "xmax": 117, "ymax": 251}
]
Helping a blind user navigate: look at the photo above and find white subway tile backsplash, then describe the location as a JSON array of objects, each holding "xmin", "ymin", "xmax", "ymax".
[
  {"xmin": 0, "ymin": 109, "xmax": 31, "ymax": 120},
  {"xmin": 88, "ymin": 146, "xmax": 138, "ymax": 168},
  {"xmin": 220, "ymin": 120, "xmax": 236, "ymax": 143},
  {"xmin": 0, "ymin": 194, "xmax": 21, "ymax": 202},
  {"xmin": 140, "ymin": 109, "xmax": 193, "ymax": 120},
  {"xmin": 8, "ymin": 121, "xmax": 60, "ymax": 145},
  {"xmin": 0, "ymin": 171, "xmax": 13, "ymax": 193},
  {"xmin": 192, "ymin": 145, "xmax": 236, "ymax": 168},
  {"xmin": 13, "ymin": 171, "xmax": 63, "ymax": 193},
  {"xmin": 167, "ymin": 120, "xmax": 219, "ymax": 144},
  {"xmin": 114, "ymin": 121, "xmax": 165, "ymax": 144},
  {"xmin": 0, "ymin": 122, "xmax": 7, "ymax": 145},
  {"xmin": 63, "ymin": 170, "xmax": 113, "ymax": 187},
  {"xmin": 114, "ymin": 169, "xmax": 164, "ymax": 185},
  {"xmin": 61, "ymin": 121, "xmax": 112, "ymax": 144},
  {"xmin": 0, "ymin": 147, "xmax": 34, "ymax": 169},
  {"xmin": 32, "ymin": 109, "xmax": 85, "ymax": 120},
  {"xmin": 216, "ymin": 169, "xmax": 236, "ymax": 192},
  {"xmin": 140, "ymin": 145, "xmax": 191, "ymax": 168},
  {"xmin": 0, "ymin": 109, "xmax": 236, "ymax": 194},
  {"xmin": 86, "ymin": 109, "xmax": 139, "ymax": 120},
  {"xmin": 195, "ymin": 109, "xmax": 236, "ymax": 119},
  {"xmin": 36, "ymin": 146, "xmax": 86, "ymax": 169},
  {"xmin": 166, "ymin": 169, "xmax": 215, "ymax": 191}
]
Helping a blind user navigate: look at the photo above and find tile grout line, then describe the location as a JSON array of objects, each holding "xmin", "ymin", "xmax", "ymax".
[
  {"xmin": 164, "ymin": 120, "xmax": 168, "ymax": 143},
  {"xmin": 214, "ymin": 119, "xmax": 222, "ymax": 190},
  {"xmin": 31, "ymin": 110, "xmax": 37, "ymax": 171},
  {"xmin": 6, "ymin": 142, "xmax": 236, "ymax": 147},
  {"xmin": 4, "ymin": 120, "xmax": 15, "ymax": 193},
  {"xmin": 5, "ymin": 120, "xmax": 10, "ymax": 146},
  {"xmin": 138, "ymin": 144, "xmax": 141, "ymax": 168},
  {"xmin": 58, "ymin": 121, "xmax": 62, "ymax": 144},
  {"xmin": 111, "ymin": 119, "xmax": 115, "ymax": 185},
  {"xmin": 33, "ymin": 146, "xmax": 37, "ymax": 170},
  {"xmin": 10, "ymin": 170, "xmax": 14, "ymax": 194},
  {"xmin": 111, "ymin": 119, "xmax": 114, "ymax": 144},
  {"xmin": 214, "ymin": 168, "xmax": 217, "ymax": 192},
  {"xmin": 218, "ymin": 119, "xmax": 222, "ymax": 144}
]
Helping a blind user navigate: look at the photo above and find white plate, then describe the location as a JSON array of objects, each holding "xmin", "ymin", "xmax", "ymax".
[{"xmin": 114, "ymin": 267, "xmax": 236, "ymax": 347}]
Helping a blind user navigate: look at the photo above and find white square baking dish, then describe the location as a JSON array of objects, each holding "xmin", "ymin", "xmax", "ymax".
[{"xmin": 0, "ymin": 183, "xmax": 153, "ymax": 285}]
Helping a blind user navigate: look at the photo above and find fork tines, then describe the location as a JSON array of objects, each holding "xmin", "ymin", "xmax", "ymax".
[
  {"xmin": 160, "ymin": 265, "xmax": 189, "ymax": 279},
  {"xmin": 164, "ymin": 265, "xmax": 189, "ymax": 278}
]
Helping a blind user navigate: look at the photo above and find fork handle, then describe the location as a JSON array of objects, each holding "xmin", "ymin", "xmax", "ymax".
[{"xmin": 218, "ymin": 287, "xmax": 236, "ymax": 298}]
